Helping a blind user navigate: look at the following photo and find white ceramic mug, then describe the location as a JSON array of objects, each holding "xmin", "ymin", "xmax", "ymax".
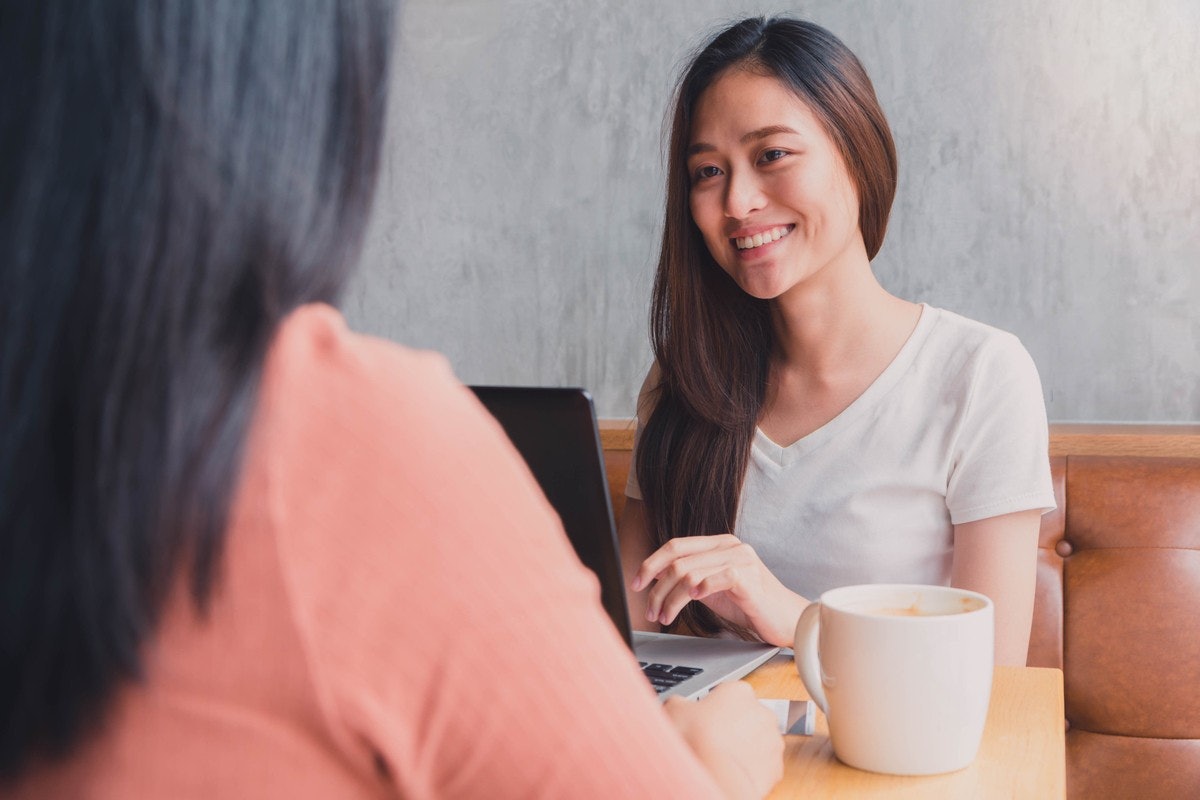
[{"xmin": 793, "ymin": 583, "xmax": 994, "ymax": 776}]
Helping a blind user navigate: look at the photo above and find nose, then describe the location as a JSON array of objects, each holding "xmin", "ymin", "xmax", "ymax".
[{"xmin": 723, "ymin": 167, "xmax": 766, "ymax": 219}]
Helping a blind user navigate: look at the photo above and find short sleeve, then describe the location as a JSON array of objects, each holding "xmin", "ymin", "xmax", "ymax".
[{"xmin": 945, "ymin": 332, "xmax": 1057, "ymax": 524}]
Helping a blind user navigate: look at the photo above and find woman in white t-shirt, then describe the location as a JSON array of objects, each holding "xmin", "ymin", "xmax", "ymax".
[{"xmin": 620, "ymin": 17, "xmax": 1056, "ymax": 666}]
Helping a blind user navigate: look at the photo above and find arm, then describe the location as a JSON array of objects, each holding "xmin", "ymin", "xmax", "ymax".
[
  {"xmin": 664, "ymin": 683, "xmax": 785, "ymax": 800},
  {"xmin": 618, "ymin": 497, "xmax": 658, "ymax": 631},
  {"xmin": 944, "ymin": 333, "xmax": 1053, "ymax": 666},
  {"xmin": 619, "ymin": 363, "xmax": 664, "ymax": 632},
  {"xmin": 951, "ymin": 509, "xmax": 1041, "ymax": 666}
]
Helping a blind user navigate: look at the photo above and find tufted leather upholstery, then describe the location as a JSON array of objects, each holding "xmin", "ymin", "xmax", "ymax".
[{"xmin": 1030, "ymin": 456, "xmax": 1200, "ymax": 798}]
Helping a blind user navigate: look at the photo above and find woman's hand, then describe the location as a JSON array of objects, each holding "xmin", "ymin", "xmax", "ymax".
[
  {"xmin": 663, "ymin": 681, "xmax": 784, "ymax": 799},
  {"xmin": 631, "ymin": 534, "xmax": 808, "ymax": 647}
]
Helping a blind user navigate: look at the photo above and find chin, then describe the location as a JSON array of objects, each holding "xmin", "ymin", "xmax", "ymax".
[{"xmin": 735, "ymin": 279, "xmax": 787, "ymax": 301}]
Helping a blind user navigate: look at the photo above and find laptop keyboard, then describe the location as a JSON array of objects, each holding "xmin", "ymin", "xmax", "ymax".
[{"xmin": 639, "ymin": 662, "xmax": 704, "ymax": 694}]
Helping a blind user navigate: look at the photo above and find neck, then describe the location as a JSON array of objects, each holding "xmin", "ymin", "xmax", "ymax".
[{"xmin": 768, "ymin": 255, "xmax": 912, "ymax": 381}]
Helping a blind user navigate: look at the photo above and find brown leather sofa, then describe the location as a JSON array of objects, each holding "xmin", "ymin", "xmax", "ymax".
[
  {"xmin": 1029, "ymin": 454, "xmax": 1200, "ymax": 798},
  {"xmin": 600, "ymin": 424, "xmax": 1200, "ymax": 799}
]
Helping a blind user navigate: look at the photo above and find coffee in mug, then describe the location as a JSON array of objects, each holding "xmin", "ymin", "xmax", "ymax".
[{"xmin": 793, "ymin": 584, "xmax": 994, "ymax": 775}]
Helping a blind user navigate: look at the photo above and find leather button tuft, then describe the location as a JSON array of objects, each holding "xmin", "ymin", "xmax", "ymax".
[{"xmin": 1054, "ymin": 539, "xmax": 1073, "ymax": 558}]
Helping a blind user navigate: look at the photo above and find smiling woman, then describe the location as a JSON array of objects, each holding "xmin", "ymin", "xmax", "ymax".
[{"xmin": 619, "ymin": 17, "xmax": 1057, "ymax": 667}]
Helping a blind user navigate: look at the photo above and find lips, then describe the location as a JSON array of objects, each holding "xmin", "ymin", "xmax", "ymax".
[{"xmin": 732, "ymin": 224, "xmax": 793, "ymax": 251}]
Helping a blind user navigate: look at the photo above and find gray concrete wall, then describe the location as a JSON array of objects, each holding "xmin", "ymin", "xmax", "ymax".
[{"xmin": 348, "ymin": 0, "xmax": 1200, "ymax": 422}]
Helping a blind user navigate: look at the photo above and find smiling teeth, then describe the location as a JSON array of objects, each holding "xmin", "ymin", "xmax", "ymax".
[{"xmin": 735, "ymin": 225, "xmax": 792, "ymax": 250}]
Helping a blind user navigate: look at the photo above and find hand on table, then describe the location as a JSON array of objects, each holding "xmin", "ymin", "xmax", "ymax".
[
  {"xmin": 664, "ymin": 681, "xmax": 784, "ymax": 800},
  {"xmin": 631, "ymin": 534, "xmax": 808, "ymax": 647}
]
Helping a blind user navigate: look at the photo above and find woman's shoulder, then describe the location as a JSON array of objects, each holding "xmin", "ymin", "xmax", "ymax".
[
  {"xmin": 907, "ymin": 305, "xmax": 1047, "ymax": 427},
  {"xmin": 255, "ymin": 301, "xmax": 591, "ymax": 652},
  {"xmin": 921, "ymin": 305, "xmax": 1022, "ymax": 346},
  {"xmin": 901, "ymin": 306, "xmax": 1044, "ymax": 409},
  {"xmin": 634, "ymin": 360, "xmax": 663, "ymax": 423},
  {"xmin": 262, "ymin": 303, "xmax": 496, "ymax": 447},
  {"xmin": 255, "ymin": 302, "xmax": 527, "ymax": 546},
  {"xmin": 917, "ymin": 305, "xmax": 1034, "ymax": 371},
  {"xmin": 269, "ymin": 302, "xmax": 455, "ymax": 398},
  {"xmin": 261, "ymin": 303, "xmax": 581, "ymax": 552}
]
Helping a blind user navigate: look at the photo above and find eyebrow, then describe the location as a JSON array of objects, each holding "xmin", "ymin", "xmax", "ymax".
[{"xmin": 687, "ymin": 125, "xmax": 801, "ymax": 157}]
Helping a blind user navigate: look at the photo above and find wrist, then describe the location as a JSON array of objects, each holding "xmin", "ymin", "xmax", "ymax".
[{"xmin": 766, "ymin": 589, "xmax": 808, "ymax": 647}]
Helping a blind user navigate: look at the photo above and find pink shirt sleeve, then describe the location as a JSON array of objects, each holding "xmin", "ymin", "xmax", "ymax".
[{"xmin": 261, "ymin": 305, "xmax": 723, "ymax": 799}]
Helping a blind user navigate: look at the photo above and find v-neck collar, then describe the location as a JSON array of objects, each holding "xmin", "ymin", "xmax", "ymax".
[{"xmin": 753, "ymin": 303, "xmax": 937, "ymax": 467}]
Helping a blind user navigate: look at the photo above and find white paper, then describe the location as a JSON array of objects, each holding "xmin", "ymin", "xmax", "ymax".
[{"xmin": 758, "ymin": 698, "xmax": 815, "ymax": 736}]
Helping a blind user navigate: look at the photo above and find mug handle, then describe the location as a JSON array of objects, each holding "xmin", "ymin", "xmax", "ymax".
[{"xmin": 793, "ymin": 602, "xmax": 828, "ymax": 715}]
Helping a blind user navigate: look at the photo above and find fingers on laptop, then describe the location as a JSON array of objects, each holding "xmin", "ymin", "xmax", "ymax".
[{"xmin": 636, "ymin": 535, "xmax": 767, "ymax": 624}]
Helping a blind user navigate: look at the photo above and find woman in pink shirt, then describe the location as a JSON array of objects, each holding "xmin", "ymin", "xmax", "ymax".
[{"xmin": 0, "ymin": 1, "xmax": 781, "ymax": 798}]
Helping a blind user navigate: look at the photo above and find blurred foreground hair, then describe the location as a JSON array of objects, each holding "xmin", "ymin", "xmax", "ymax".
[{"xmin": 0, "ymin": 0, "xmax": 394, "ymax": 776}]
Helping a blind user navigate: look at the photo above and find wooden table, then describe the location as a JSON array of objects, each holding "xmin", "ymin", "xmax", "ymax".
[{"xmin": 744, "ymin": 655, "xmax": 1065, "ymax": 799}]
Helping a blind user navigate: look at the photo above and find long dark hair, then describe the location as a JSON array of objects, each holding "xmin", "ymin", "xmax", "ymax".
[
  {"xmin": 0, "ymin": 0, "xmax": 393, "ymax": 776},
  {"xmin": 637, "ymin": 17, "xmax": 897, "ymax": 637}
]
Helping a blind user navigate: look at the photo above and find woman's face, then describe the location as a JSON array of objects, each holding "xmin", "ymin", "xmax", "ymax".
[{"xmin": 686, "ymin": 68, "xmax": 864, "ymax": 301}]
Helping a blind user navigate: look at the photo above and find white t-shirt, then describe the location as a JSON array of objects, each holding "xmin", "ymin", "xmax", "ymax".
[{"xmin": 626, "ymin": 305, "xmax": 1057, "ymax": 601}]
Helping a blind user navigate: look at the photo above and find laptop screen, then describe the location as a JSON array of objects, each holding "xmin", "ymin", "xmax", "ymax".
[{"xmin": 470, "ymin": 386, "xmax": 635, "ymax": 646}]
